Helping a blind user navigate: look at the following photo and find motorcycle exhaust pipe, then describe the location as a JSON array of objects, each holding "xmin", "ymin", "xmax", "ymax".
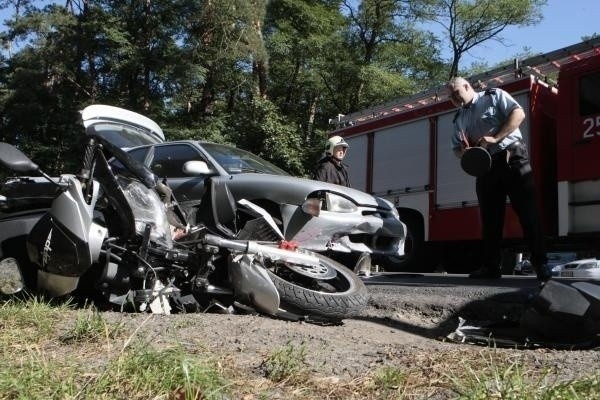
[{"xmin": 204, "ymin": 234, "xmax": 319, "ymax": 267}]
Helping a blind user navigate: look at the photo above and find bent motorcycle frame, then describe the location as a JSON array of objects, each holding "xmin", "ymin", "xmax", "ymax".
[{"xmin": 1, "ymin": 140, "xmax": 324, "ymax": 317}]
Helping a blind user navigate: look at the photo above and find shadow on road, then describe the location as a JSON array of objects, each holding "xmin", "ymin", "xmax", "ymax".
[{"xmin": 354, "ymin": 274, "xmax": 600, "ymax": 349}]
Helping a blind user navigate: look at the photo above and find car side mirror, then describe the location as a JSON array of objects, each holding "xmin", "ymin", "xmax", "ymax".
[{"xmin": 183, "ymin": 160, "xmax": 212, "ymax": 176}]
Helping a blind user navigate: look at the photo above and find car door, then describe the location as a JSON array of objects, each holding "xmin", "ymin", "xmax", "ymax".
[{"xmin": 149, "ymin": 143, "xmax": 214, "ymax": 202}]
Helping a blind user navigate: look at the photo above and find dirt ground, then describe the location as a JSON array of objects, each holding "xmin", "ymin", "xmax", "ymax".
[{"xmin": 101, "ymin": 276, "xmax": 600, "ymax": 383}]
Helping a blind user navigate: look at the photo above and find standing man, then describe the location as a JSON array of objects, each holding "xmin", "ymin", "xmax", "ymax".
[
  {"xmin": 313, "ymin": 135, "xmax": 351, "ymax": 187},
  {"xmin": 447, "ymin": 77, "xmax": 550, "ymax": 282}
]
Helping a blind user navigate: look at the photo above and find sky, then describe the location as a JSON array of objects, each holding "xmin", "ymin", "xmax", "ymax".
[{"xmin": 445, "ymin": 0, "xmax": 600, "ymax": 68}]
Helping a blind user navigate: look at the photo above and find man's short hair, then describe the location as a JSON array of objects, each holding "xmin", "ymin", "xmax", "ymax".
[{"xmin": 448, "ymin": 76, "xmax": 470, "ymax": 87}]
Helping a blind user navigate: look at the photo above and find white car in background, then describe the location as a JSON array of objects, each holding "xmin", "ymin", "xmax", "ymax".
[{"xmin": 552, "ymin": 259, "xmax": 600, "ymax": 280}]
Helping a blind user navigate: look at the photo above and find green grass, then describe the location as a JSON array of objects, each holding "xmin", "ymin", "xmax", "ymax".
[
  {"xmin": 59, "ymin": 306, "xmax": 124, "ymax": 344},
  {"xmin": 261, "ymin": 342, "xmax": 308, "ymax": 383},
  {"xmin": 448, "ymin": 355, "xmax": 600, "ymax": 400},
  {"xmin": 86, "ymin": 345, "xmax": 230, "ymax": 400},
  {"xmin": 0, "ymin": 344, "xmax": 230, "ymax": 400},
  {"xmin": 0, "ymin": 296, "xmax": 69, "ymax": 348},
  {"xmin": 0, "ymin": 298, "xmax": 598, "ymax": 399},
  {"xmin": 0, "ymin": 298, "xmax": 231, "ymax": 400},
  {"xmin": 0, "ymin": 353, "xmax": 81, "ymax": 399}
]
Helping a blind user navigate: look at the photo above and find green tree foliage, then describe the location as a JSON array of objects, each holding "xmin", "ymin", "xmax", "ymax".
[
  {"xmin": 1, "ymin": 4, "xmax": 87, "ymax": 172},
  {"xmin": 335, "ymin": 0, "xmax": 446, "ymax": 112},
  {"xmin": 264, "ymin": 0, "xmax": 345, "ymax": 168},
  {"xmin": 231, "ymin": 98, "xmax": 306, "ymax": 176},
  {"xmin": 0, "ymin": 0, "xmax": 548, "ymax": 176}
]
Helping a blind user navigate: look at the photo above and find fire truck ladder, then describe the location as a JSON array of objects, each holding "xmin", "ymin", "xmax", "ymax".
[{"xmin": 331, "ymin": 37, "xmax": 600, "ymax": 130}]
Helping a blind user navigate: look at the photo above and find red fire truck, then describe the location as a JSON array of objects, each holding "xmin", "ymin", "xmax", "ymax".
[{"xmin": 329, "ymin": 38, "xmax": 600, "ymax": 272}]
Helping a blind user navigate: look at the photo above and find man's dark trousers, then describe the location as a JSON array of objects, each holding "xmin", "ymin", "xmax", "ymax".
[{"xmin": 475, "ymin": 143, "xmax": 546, "ymax": 270}]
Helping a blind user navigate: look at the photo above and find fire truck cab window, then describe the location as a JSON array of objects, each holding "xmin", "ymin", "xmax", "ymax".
[{"xmin": 579, "ymin": 72, "xmax": 600, "ymax": 116}]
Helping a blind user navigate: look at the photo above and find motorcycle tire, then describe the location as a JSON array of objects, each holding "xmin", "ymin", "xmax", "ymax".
[{"xmin": 266, "ymin": 250, "xmax": 369, "ymax": 321}]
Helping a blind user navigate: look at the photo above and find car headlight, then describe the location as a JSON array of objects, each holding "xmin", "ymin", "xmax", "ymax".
[
  {"xmin": 380, "ymin": 197, "xmax": 399, "ymax": 219},
  {"xmin": 325, "ymin": 192, "xmax": 358, "ymax": 213}
]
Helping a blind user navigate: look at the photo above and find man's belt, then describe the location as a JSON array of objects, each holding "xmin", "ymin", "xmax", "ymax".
[
  {"xmin": 491, "ymin": 140, "xmax": 524, "ymax": 159},
  {"xmin": 506, "ymin": 139, "xmax": 525, "ymax": 151}
]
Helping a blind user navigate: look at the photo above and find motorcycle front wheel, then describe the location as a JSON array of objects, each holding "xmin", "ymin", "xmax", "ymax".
[{"xmin": 266, "ymin": 250, "xmax": 369, "ymax": 321}]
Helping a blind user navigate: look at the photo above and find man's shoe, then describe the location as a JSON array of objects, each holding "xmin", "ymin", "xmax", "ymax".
[{"xmin": 468, "ymin": 267, "xmax": 501, "ymax": 279}]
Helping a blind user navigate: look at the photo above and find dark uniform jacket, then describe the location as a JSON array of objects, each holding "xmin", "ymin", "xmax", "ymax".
[{"xmin": 313, "ymin": 156, "xmax": 351, "ymax": 187}]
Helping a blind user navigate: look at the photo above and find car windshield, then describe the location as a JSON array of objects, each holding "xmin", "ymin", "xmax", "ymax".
[{"xmin": 201, "ymin": 142, "xmax": 290, "ymax": 176}]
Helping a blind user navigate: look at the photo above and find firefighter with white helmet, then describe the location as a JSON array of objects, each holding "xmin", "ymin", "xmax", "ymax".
[
  {"xmin": 326, "ymin": 135, "xmax": 349, "ymax": 156},
  {"xmin": 313, "ymin": 135, "xmax": 351, "ymax": 187}
]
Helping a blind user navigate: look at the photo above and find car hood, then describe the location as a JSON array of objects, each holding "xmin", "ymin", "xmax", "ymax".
[
  {"xmin": 80, "ymin": 104, "xmax": 165, "ymax": 148},
  {"xmin": 223, "ymin": 173, "xmax": 385, "ymax": 209}
]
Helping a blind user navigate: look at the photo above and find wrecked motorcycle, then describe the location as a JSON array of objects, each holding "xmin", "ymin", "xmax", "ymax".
[{"xmin": 0, "ymin": 124, "xmax": 367, "ymax": 321}]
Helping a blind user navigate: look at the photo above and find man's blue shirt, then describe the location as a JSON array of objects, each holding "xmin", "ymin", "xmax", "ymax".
[{"xmin": 451, "ymin": 88, "xmax": 523, "ymax": 155}]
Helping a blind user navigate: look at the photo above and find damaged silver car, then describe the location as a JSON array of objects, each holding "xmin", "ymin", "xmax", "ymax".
[{"xmin": 117, "ymin": 139, "xmax": 406, "ymax": 271}]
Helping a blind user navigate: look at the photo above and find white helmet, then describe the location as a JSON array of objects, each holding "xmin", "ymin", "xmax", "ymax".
[{"xmin": 326, "ymin": 135, "xmax": 349, "ymax": 155}]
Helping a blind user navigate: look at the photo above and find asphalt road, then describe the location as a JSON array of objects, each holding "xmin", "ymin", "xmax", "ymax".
[{"xmin": 362, "ymin": 271, "xmax": 561, "ymax": 290}]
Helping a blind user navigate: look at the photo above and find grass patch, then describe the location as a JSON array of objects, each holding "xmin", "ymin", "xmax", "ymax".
[
  {"xmin": 59, "ymin": 306, "xmax": 124, "ymax": 344},
  {"xmin": 86, "ymin": 345, "xmax": 230, "ymax": 400},
  {"xmin": 261, "ymin": 342, "xmax": 308, "ymax": 383},
  {"xmin": 0, "ymin": 296, "xmax": 70, "ymax": 349},
  {"xmin": 447, "ymin": 353, "xmax": 600, "ymax": 400},
  {"xmin": 0, "ymin": 344, "xmax": 230, "ymax": 400},
  {"xmin": 0, "ymin": 299, "xmax": 231, "ymax": 400},
  {"xmin": 251, "ymin": 349, "xmax": 600, "ymax": 399},
  {"xmin": 368, "ymin": 366, "xmax": 411, "ymax": 398},
  {"xmin": 0, "ymin": 352, "xmax": 81, "ymax": 399}
]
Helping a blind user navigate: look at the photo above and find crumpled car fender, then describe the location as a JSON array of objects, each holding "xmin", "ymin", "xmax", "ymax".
[{"xmin": 279, "ymin": 203, "xmax": 404, "ymax": 256}]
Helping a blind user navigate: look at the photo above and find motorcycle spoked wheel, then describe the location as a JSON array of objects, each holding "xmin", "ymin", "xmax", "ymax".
[{"xmin": 266, "ymin": 250, "xmax": 369, "ymax": 321}]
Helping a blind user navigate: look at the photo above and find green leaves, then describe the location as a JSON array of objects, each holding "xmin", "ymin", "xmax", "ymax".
[{"xmin": 0, "ymin": 0, "xmax": 548, "ymax": 174}]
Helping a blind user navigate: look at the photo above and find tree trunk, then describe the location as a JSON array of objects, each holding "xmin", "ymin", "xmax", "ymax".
[
  {"xmin": 254, "ymin": 60, "xmax": 268, "ymax": 99},
  {"xmin": 306, "ymin": 93, "xmax": 319, "ymax": 141}
]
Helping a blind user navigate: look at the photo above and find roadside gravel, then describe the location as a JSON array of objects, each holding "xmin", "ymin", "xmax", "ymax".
[{"xmin": 102, "ymin": 274, "xmax": 600, "ymax": 383}]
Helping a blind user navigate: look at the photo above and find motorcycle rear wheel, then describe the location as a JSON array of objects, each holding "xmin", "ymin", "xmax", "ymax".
[{"xmin": 266, "ymin": 250, "xmax": 369, "ymax": 321}]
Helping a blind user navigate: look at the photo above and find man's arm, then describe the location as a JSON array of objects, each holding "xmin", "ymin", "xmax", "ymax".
[
  {"xmin": 453, "ymin": 130, "xmax": 470, "ymax": 158},
  {"xmin": 494, "ymin": 107, "xmax": 525, "ymax": 142},
  {"xmin": 478, "ymin": 107, "xmax": 525, "ymax": 146}
]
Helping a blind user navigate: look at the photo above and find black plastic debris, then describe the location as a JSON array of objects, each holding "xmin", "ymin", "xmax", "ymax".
[{"xmin": 446, "ymin": 280, "xmax": 600, "ymax": 350}]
